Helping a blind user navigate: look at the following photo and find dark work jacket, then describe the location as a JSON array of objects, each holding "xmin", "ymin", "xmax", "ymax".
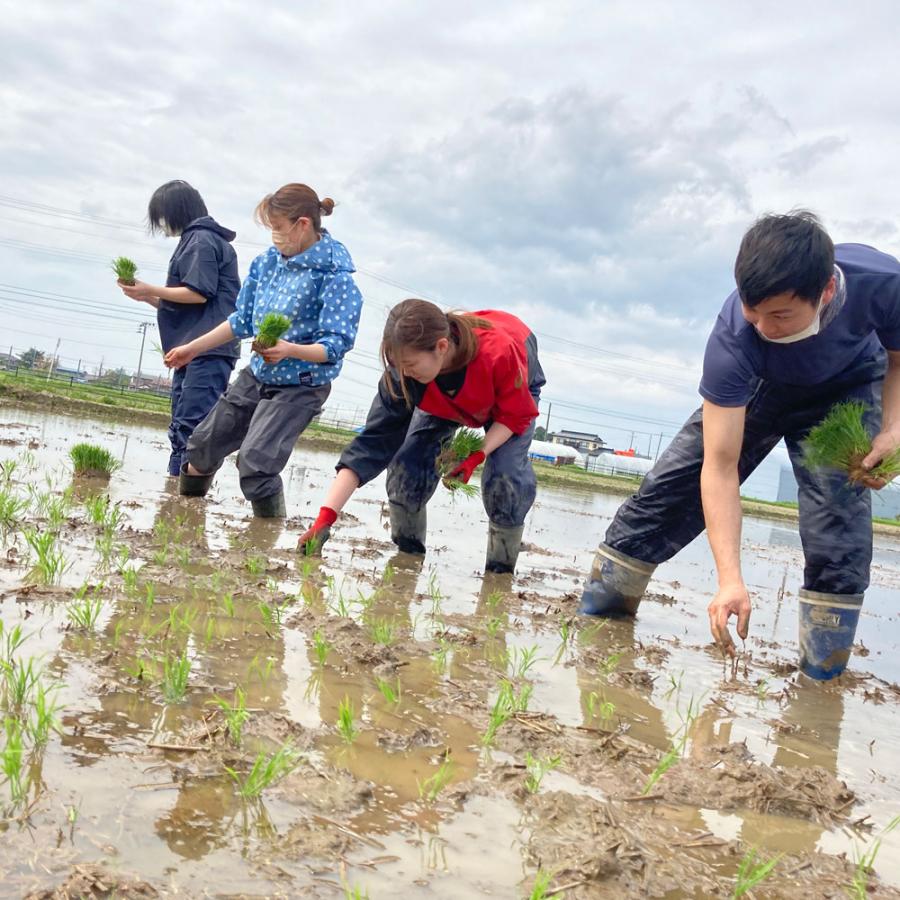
[{"xmin": 157, "ymin": 216, "xmax": 241, "ymax": 359}]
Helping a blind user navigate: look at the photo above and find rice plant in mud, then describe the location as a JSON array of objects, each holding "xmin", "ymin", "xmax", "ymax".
[
  {"xmin": 803, "ymin": 400, "xmax": 900, "ymax": 484},
  {"xmin": 337, "ymin": 695, "xmax": 358, "ymax": 744},
  {"xmin": 111, "ymin": 256, "xmax": 138, "ymax": 285},
  {"xmin": 436, "ymin": 428, "xmax": 484, "ymax": 497},
  {"xmin": 524, "ymin": 751, "xmax": 562, "ymax": 793},
  {"xmin": 528, "ymin": 869, "xmax": 562, "ymax": 900},
  {"xmin": 0, "ymin": 488, "xmax": 26, "ymax": 537},
  {"xmin": 160, "ymin": 650, "xmax": 191, "ymax": 702},
  {"xmin": 482, "ymin": 678, "xmax": 532, "ymax": 747},
  {"xmin": 375, "ymin": 675, "xmax": 402, "ymax": 706},
  {"xmin": 28, "ymin": 682, "xmax": 62, "ymax": 746},
  {"xmin": 67, "ymin": 583, "xmax": 104, "ymax": 631},
  {"xmin": 848, "ymin": 814, "xmax": 900, "ymax": 900},
  {"xmin": 24, "ymin": 528, "xmax": 69, "ymax": 585},
  {"xmin": 312, "ymin": 630, "xmax": 331, "ymax": 667},
  {"xmin": 731, "ymin": 846, "xmax": 782, "ymax": 898},
  {"xmin": 417, "ymin": 751, "xmax": 455, "ymax": 803},
  {"xmin": 225, "ymin": 742, "xmax": 301, "ymax": 799},
  {"xmin": 1, "ymin": 716, "xmax": 30, "ymax": 808},
  {"xmin": 642, "ymin": 694, "xmax": 702, "ymax": 795},
  {"xmin": 210, "ymin": 687, "xmax": 250, "ymax": 746},
  {"xmin": 254, "ymin": 312, "xmax": 292, "ymax": 349},
  {"xmin": 70, "ymin": 443, "xmax": 120, "ymax": 478}
]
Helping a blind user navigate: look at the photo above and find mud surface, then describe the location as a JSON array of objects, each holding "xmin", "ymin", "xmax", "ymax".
[{"xmin": 2, "ymin": 405, "xmax": 900, "ymax": 898}]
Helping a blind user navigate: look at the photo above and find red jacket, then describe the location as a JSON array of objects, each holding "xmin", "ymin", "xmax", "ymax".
[{"xmin": 418, "ymin": 310, "xmax": 538, "ymax": 435}]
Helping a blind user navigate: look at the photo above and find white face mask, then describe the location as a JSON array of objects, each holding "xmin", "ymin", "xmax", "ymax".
[{"xmin": 756, "ymin": 298, "xmax": 823, "ymax": 344}]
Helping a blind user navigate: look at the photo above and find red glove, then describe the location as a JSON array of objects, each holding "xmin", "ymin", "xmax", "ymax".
[
  {"xmin": 297, "ymin": 506, "xmax": 338, "ymax": 555},
  {"xmin": 447, "ymin": 450, "xmax": 486, "ymax": 484}
]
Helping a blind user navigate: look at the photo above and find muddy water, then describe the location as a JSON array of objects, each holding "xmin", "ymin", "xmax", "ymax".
[{"xmin": 1, "ymin": 404, "xmax": 900, "ymax": 898}]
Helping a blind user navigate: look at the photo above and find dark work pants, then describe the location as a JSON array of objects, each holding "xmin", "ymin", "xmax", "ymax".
[
  {"xmin": 386, "ymin": 334, "xmax": 546, "ymax": 528},
  {"xmin": 168, "ymin": 355, "xmax": 235, "ymax": 476},
  {"xmin": 604, "ymin": 354, "xmax": 886, "ymax": 596},
  {"xmin": 186, "ymin": 367, "xmax": 330, "ymax": 501}
]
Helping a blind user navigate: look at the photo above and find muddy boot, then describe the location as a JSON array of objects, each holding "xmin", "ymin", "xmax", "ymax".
[
  {"xmin": 250, "ymin": 491, "xmax": 287, "ymax": 518},
  {"xmin": 579, "ymin": 543, "xmax": 655, "ymax": 617},
  {"xmin": 485, "ymin": 523, "xmax": 523, "ymax": 574},
  {"xmin": 798, "ymin": 588, "xmax": 863, "ymax": 680},
  {"xmin": 178, "ymin": 463, "xmax": 215, "ymax": 498},
  {"xmin": 389, "ymin": 502, "xmax": 427, "ymax": 554}
]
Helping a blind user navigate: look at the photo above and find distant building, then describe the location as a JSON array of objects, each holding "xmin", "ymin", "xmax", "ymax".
[
  {"xmin": 550, "ymin": 429, "xmax": 606, "ymax": 455},
  {"xmin": 528, "ymin": 439, "xmax": 579, "ymax": 465},
  {"xmin": 0, "ymin": 351, "xmax": 20, "ymax": 369},
  {"xmin": 777, "ymin": 464, "xmax": 900, "ymax": 519}
]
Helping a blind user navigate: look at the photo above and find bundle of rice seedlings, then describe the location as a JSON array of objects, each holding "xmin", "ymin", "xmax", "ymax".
[
  {"xmin": 803, "ymin": 400, "xmax": 900, "ymax": 484},
  {"xmin": 255, "ymin": 313, "xmax": 292, "ymax": 349},
  {"xmin": 70, "ymin": 443, "xmax": 120, "ymax": 478},
  {"xmin": 436, "ymin": 428, "xmax": 485, "ymax": 497},
  {"xmin": 111, "ymin": 256, "xmax": 138, "ymax": 285}
]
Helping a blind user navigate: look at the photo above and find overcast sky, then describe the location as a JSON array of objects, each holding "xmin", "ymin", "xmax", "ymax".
[{"xmin": 2, "ymin": 1, "xmax": 899, "ymax": 498}]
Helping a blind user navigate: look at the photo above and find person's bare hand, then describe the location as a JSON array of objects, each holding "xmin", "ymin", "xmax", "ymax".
[
  {"xmin": 859, "ymin": 427, "xmax": 900, "ymax": 489},
  {"xmin": 164, "ymin": 345, "xmax": 195, "ymax": 370},
  {"xmin": 707, "ymin": 583, "xmax": 751, "ymax": 657},
  {"xmin": 119, "ymin": 279, "xmax": 158, "ymax": 303}
]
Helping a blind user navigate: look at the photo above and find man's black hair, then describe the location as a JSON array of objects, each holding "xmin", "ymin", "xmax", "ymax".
[
  {"xmin": 734, "ymin": 210, "xmax": 834, "ymax": 307},
  {"xmin": 147, "ymin": 180, "xmax": 208, "ymax": 236}
]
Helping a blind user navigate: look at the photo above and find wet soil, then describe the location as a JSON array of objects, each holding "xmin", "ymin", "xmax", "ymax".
[{"xmin": 2, "ymin": 406, "xmax": 900, "ymax": 898}]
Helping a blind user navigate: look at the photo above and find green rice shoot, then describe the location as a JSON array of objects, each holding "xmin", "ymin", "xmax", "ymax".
[
  {"xmin": 111, "ymin": 256, "xmax": 138, "ymax": 285},
  {"xmin": 255, "ymin": 313, "xmax": 292, "ymax": 349},
  {"xmin": 70, "ymin": 443, "xmax": 120, "ymax": 478},
  {"xmin": 803, "ymin": 400, "xmax": 900, "ymax": 484},
  {"xmin": 437, "ymin": 428, "xmax": 485, "ymax": 497}
]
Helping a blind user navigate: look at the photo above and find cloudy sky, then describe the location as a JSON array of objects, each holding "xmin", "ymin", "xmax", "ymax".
[{"xmin": 2, "ymin": 1, "xmax": 899, "ymax": 498}]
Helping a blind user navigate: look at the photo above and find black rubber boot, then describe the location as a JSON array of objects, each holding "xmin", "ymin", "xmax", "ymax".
[
  {"xmin": 389, "ymin": 502, "xmax": 427, "ymax": 554},
  {"xmin": 485, "ymin": 523, "xmax": 524, "ymax": 574},
  {"xmin": 178, "ymin": 463, "xmax": 215, "ymax": 497},
  {"xmin": 579, "ymin": 543, "xmax": 655, "ymax": 617},
  {"xmin": 250, "ymin": 491, "xmax": 287, "ymax": 518}
]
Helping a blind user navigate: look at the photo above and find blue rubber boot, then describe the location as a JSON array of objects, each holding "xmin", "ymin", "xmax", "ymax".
[
  {"xmin": 797, "ymin": 588, "xmax": 863, "ymax": 680},
  {"xmin": 579, "ymin": 544, "xmax": 655, "ymax": 617}
]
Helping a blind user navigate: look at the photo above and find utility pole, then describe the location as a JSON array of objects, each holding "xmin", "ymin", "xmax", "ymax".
[
  {"xmin": 628, "ymin": 430, "xmax": 635, "ymax": 451},
  {"xmin": 654, "ymin": 432, "xmax": 664, "ymax": 461},
  {"xmin": 544, "ymin": 401, "xmax": 552, "ymax": 437},
  {"xmin": 135, "ymin": 322, "xmax": 153, "ymax": 389},
  {"xmin": 46, "ymin": 338, "xmax": 61, "ymax": 382}
]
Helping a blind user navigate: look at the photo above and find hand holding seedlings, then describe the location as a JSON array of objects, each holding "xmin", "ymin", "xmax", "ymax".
[
  {"xmin": 437, "ymin": 429, "xmax": 486, "ymax": 495},
  {"xmin": 111, "ymin": 256, "xmax": 138, "ymax": 286},
  {"xmin": 119, "ymin": 280, "xmax": 159, "ymax": 303},
  {"xmin": 254, "ymin": 312, "xmax": 292, "ymax": 349},
  {"xmin": 707, "ymin": 582, "xmax": 751, "ymax": 658},
  {"xmin": 164, "ymin": 344, "xmax": 197, "ymax": 369},
  {"xmin": 255, "ymin": 340, "xmax": 292, "ymax": 364}
]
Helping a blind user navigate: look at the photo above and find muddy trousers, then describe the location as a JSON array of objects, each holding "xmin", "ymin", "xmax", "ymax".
[
  {"xmin": 186, "ymin": 367, "xmax": 331, "ymax": 502},
  {"xmin": 167, "ymin": 355, "xmax": 235, "ymax": 477},
  {"xmin": 602, "ymin": 354, "xmax": 885, "ymax": 597},
  {"xmin": 385, "ymin": 409, "xmax": 538, "ymax": 533}
]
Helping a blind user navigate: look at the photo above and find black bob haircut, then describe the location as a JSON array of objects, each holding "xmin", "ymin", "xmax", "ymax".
[
  {"xmin": 147, "ymin": 180, "xmax": 208, "ymax": 236},
  {"xmin": 734, "ymin": 210, "xmax": 834, "ymax": 308}
]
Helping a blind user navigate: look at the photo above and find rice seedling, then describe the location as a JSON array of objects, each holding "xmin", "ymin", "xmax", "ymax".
[
  {"xmin": 45, "ymin": 490, "xmax": 73, "ymax": 530},
  {"xmin": 642, "ymin": 694, "xmax": 701, "ymax": 794},
  {"xmin": 803, "ymin": 400, "xmax": 900, "ymax": 484},
  {"xmin": 586, "ymin": 690, "xmax": 616, "ymax": 723},
  {"xmin": 337, "ymin": 695, "xmax": 358, "ymax": 744},
  {"xmin": 67, "ymin": 583, "xmax": 104, "ymax": 631},
  {"xmin": 2, "ymin": 655, "xmax": 40, "ymax": 710},
  {"xmin": 481, "ymin": 679, "xmax": 518, "ymax": 747},
  {"xmin": 381, "ymin": 562, "xmax": 395, "ymax": 586},
  {"xmin": 368, "ymin": 616, "xmax": 397, "ymax": 646},
  {"xmin": 0, "ymin": 458, "xmax": 19, "ymax": 489},
  {"xmin": 1, "ymin": 716, "xmax": 29, "ymax": 807},
  {"xmin": 343, "ymin": 885, "xmax": 369, "ymax": 900},
  {"xmin": 437, "ymin": 428, "xmax": 485, "ymax": 497},
  {"xmin": 28, "ymin": 681, "xmax": 62, "ymax": 745},
  {"xmin": 248, "ymin": 654, "xmax": 275, "ymax": 684},
  {"xmin": 254, "ymin": 312, "xmax": 292, "ymax": 349},
  {"xmin": 509, "ymin": 644, "xmax": 541, "ymax": 679},
  {"xmin": 69, "ymin": 443, "xmax": 120, "ymax": 478},
  {"xmin": 553, "ymin": 618, "xmax": 573, "ymax": 665},
  {"xmin": 143, "ymin": 582, "xmax": 156, "ymax": 610},
  {"xmin": 219, "ymin": 591, "xmax": 235, "ymax": 618},
  {"xmin": 121, "ymin": 566, "xmax": 139, "ymax": 596},
  {"xmin": 111, "ymin": 256, "xmax": 138, "ymax": 285},
  {"xmin": 1, "ymin": 621, "xmax": 27, "ymax": 666},
  {"xmin": 174, "ymin": 545, "xmax": 191, "ymax": 568},
  {"xmin": 246, "ymin": 554, "xmax": 267, "ymax": 576},
  {"xmin": 152, "ymin": 546, "xmax": 169, "ymax": 566},
  {"xmin": 312, "ymin": 630, "xmax": 331, "ymax": 667},
  {"xmin": 528, "ymin": 869, "xmax": 561, "ymax": 900},
  {"xmin": 432, "ymin": 638, "xmax": 451, "ymax": 675},
  {"xmin": 375, "ymin": 675, "xmax": 402, "ymax": 706},
  {"xmin": 160, "ymin": 650, "xmax": 191, "ymax": 702},
  {"xmin": 24, "ymin": 529, "xmax": 69, "ymax": 585},
  {"xmin": 524, "ymin": 752, "xmax": 562, "ymax": 793},
  {"xmin": 210, "ymin": 687, "xmax": 250, "ymax": 746},
  {"xmin": 848, "ymin": 814, "xmax": 900, "ymax": 899},
  {"xmin": 225, "ymin": 741, "xmax": 301, "ymax": 798},
  {"xmin": 0, "ymin": 488, "xmax": 26, "ymax": 536},
  {"xmin": 124, "ymin": 657, "xmax": 154, "ymax": 681},
  {"xmin": 417, "ymin": 752, "xmax": 455, "ymax": 802},
  {"xmin": 732, "ymin": 846, "xmax": 782, "ymax": 898},
  {"xmin": 259, "ymin": 600, "xmax": 288, "ymax": 631}
]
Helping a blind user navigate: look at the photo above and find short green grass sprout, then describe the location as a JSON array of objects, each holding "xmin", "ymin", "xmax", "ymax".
[
  {"xmin": 70, "ymin": 443, "xmax": 120, "ymax": 478},
  {"xmin": 803, "ymin": 400, "xmax": 900, "ymax": 484},
  {"xmin": 225, "ymin": 742, "xmax": 301, "ymax": 798},
  {"xmin": 255, "ymin": 312, "xmax": 292, "ymax": 349},
  {"xmin": 111, "ymin": 256, "xmax": 138, "ymax": 285}
]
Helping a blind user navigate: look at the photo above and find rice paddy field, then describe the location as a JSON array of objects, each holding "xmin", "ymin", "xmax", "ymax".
[{"xmin": 1, "ymin": 403, "xmax": 900, "ymax": 899}]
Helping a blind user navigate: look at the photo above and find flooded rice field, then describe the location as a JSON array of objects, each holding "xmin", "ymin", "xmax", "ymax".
[{"xmin": 1, "ymin": 404, "xmax": 899, "ymax": 899}]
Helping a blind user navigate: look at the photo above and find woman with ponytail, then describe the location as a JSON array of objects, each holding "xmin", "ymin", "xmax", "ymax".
[
  {"xmin": 164, "ymin": 183, "xmax": 363, "ymax": 517},
  {"xmin": 298, "ymin": 299, "xmax": 546, "ymax": 573}
]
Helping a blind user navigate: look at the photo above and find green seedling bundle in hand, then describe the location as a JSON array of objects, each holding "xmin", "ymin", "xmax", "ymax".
[
  {"xmin": 70, "ymin": 443, "xmax": 120, "ymax": 478},
  {"xmin": 255, "ymin": 313, "xmax": 292, "ymax": 349},
  {"xmin": 111, "ymin": 256, "xmax": 138, "ymax": 286},
  {"xmin": 803, "ymin": 400, "xmax": 900, "ymax": 484},
  {"xmin": 436, "ymin": 428, "xmax": 484, "ymax": 498}
]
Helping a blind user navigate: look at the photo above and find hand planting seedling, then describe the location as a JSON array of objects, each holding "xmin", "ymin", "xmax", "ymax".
[
  {"xmin": 436, "ymin": 428, "xmax": 485, "ymax": 498},
  {"xmin": 70, "ymin": 443, "xmax": 120, "ymax": 478},
  {"xmin": 803, "ymin": 400, "xmax": 900, "ymax": 484},
  {"xmin": 254, "ymin": 312, "xmax": 292, "ymax": 349},
  {"xmin": 111, "ymin": 256, "xmax": 138, "ymax": 286}
]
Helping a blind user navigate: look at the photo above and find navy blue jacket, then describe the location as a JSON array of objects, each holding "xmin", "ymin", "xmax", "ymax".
[{"xmin": 158, "ymin": 216, "xmax": 241, "ymax": 359}]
